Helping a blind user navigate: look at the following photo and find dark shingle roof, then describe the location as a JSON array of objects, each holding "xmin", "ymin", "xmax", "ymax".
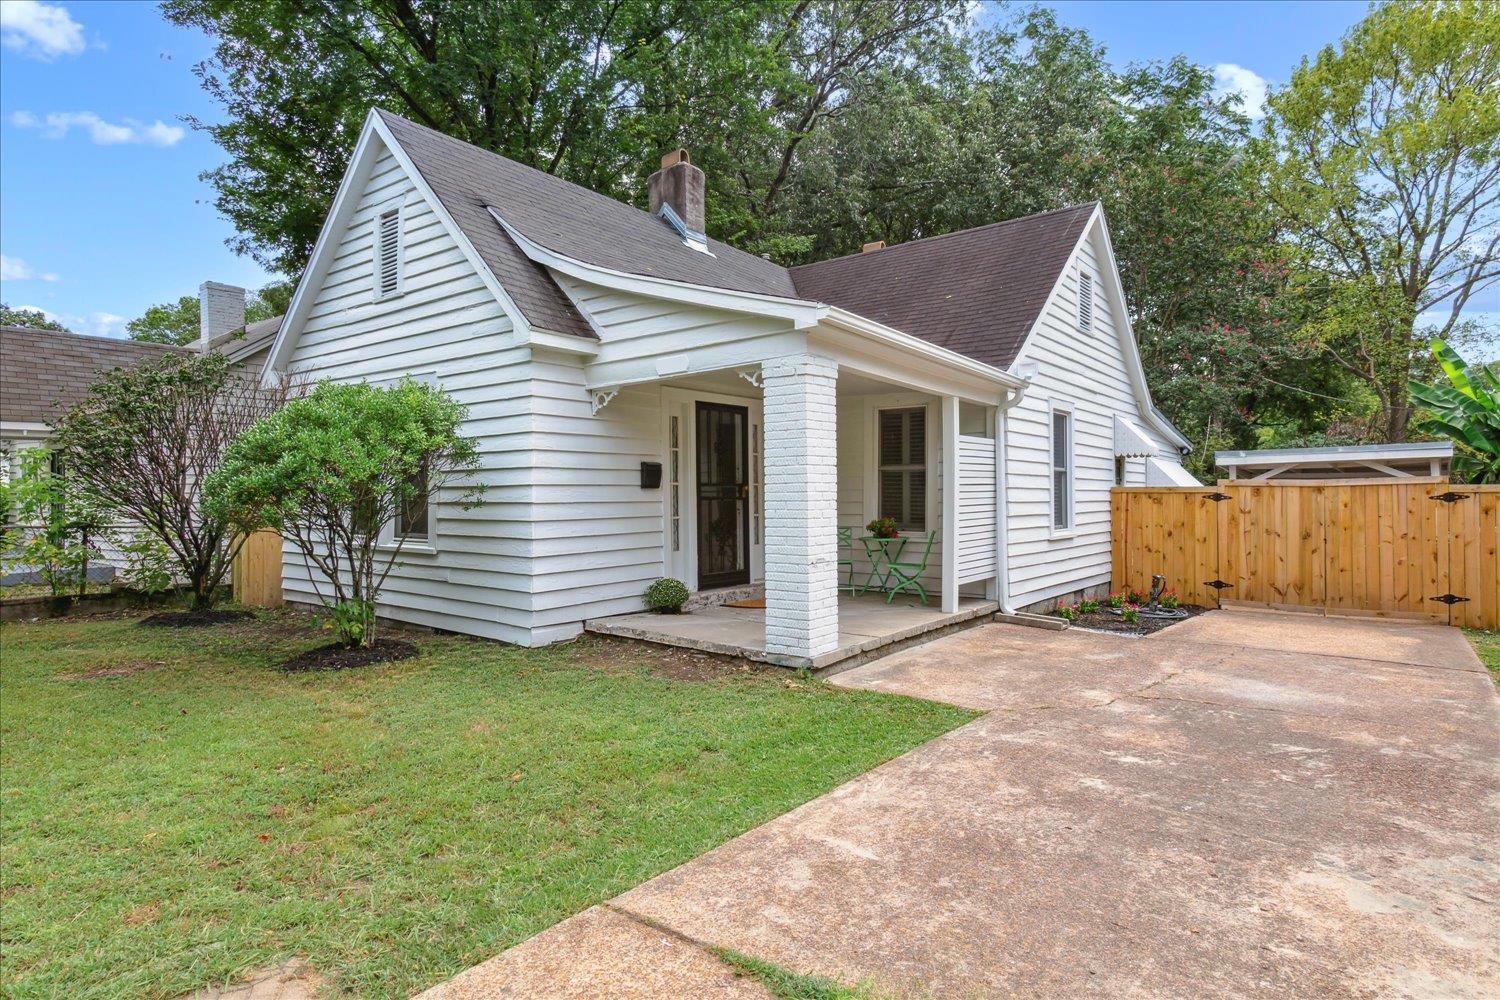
[
  {"xmin": 374, "ymin": 111, "xmax": 1095, "ymax": 371},
  {"xmin": 377, "ymin": 111, "xmax": 796, "ymax": 339},
  {"xmin": 1, "ymin": 327, "xmax": 188, "ymax": 425},
  {"xmin": 788, "ymin": 204, "xmax": 1097, "ymax": 371},
  {"xmin": 205, "ymin": 313, "xmax": 281, "ymax": 361}
]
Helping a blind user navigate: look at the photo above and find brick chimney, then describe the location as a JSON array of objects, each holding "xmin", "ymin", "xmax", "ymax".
[
  {"xmin": 862, "ymin": 241, "xmax": 886, "ymax": 253},
  {"xmin": 648, "ymin": 149, "xmax": 706, "ymax": 242},
  {"xmin": 199, "ymin": 281, "xmax": 246, "ymax": 349}
]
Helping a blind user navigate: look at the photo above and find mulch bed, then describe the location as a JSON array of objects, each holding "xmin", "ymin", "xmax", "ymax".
[
  {"xmin": 277, "ymin": 638, "xmax": 418, "ymax": 672},
  {"xmin": 1070, "ymin": 604, "xmax": 1210, "ymax": 637},
  {"xmin": 139, "ymin": 609, "xmax": 257, "ymax": 628}
]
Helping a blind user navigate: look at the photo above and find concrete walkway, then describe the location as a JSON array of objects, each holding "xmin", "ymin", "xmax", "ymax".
[{"xmin": 418, "ymin": 609, "xmax": 1499, "ymax": 999}]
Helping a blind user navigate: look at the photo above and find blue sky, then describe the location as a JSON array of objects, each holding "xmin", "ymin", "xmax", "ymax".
[{"xmin": 0, "ymin": 0, "xmax": 1488, "ymax": 347}]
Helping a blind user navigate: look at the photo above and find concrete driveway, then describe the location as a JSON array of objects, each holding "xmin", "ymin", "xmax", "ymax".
[{"xmin": 421, "ymin": 609, "xmax": 1499, "ymax": 999}]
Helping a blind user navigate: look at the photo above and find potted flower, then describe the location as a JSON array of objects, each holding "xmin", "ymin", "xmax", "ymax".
[{"xmin": 866, "ymin": 517, "xmax": 900, "ymax": 539}]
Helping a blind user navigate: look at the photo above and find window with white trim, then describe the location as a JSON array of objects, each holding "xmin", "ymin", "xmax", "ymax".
[
  {"xmin": 878, "ymin": 406, "xmax": 926, "ymax": 531},
  {"xmin": 374, "ymin": 206, "xmax": 402, "ymax": 299},
  {"xmin": 1051, "ymin": 409, "xmax": 1072, "ymax": 530},
  {"xmin": 394, "ymin": 458, "xmax": 430, "ymax": 540},
  {"xmin": 1077, "ymin": 271, "xmax": 1093, "ymax": 334}
]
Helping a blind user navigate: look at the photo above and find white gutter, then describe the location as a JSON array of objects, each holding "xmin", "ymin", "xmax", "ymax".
[{"xmin": 993, "ymin": 378, "xmax": 1030, "ymax": 616}]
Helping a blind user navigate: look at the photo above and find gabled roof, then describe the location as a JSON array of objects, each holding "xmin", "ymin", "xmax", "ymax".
[
  {"xmin": 788, "ymin": 204, "xmax": 1097, "ymax": 371},
  {"xmin": 376, "ymin": 111, "xmax": 797, "ymax": 339},
  {"xmin": 0, "ymin": 326, "xmax": 188, "ymax": 426}
]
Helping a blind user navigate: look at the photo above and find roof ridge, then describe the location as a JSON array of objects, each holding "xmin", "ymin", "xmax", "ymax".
[
  {"xmin": 790, "ymin": 202, "xmax": 1098, "ymax": 273},
  {"xmin": 0, "ymin": 325, "xmax": 189, "ymax": 350}
]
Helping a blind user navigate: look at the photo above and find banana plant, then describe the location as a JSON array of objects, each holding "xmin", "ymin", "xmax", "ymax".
[{"xmin": 1408, "ymin": 339, "xmax": 1500, "ymax": 483}]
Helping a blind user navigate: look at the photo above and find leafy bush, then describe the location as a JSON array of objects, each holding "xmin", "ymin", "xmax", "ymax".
[
  {"xmin": 1121, "ymin": 605, "xmax": 1141, "ymax": 623},
  {"xmin": 119, "ymin": 533, "xmax": 174, "ymax": 596},
  {"xmin": 0, "ymin": 449, "xmax": 113, "ymax": 599},
  {"xmin": 1159, "ymin": 589, "xmax": 1181, "ymax": 609},
  {"xmin": 1105, "ymin": 592, "xmax": 1126, "ymax": 609},
  {"xmin": 1409, "ymin": 338, "xmax": 1499, "ymax": 483},
  {"xmin": 645, "ymin": 577, "xmax": 689, "ymax": 613},
  {"xmin": 1053, "ymin": 604, "xmax": 1078, "ymax": 621},
  {"xmin": 866, "ymin": 517, "xmax": 900, "ymax": 539},
  {"xmin": 1078, "ymin": 599, "xmax": 1101, "ymax": 614},
  {"xmin": 205, "ymin": 379, "xmax": 480, "ymax": 646}
]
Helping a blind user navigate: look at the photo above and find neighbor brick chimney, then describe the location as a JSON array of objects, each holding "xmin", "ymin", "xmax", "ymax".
[
  {"xmin": 199, "ymin": 281, "xmax": 246, "ymax": 349},
  {"xmin": 648, "ymin": 149, "xmax": 706, "ymax": 240}
]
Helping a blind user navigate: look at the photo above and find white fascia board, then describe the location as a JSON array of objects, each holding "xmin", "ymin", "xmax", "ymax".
[
  {"xmin": 487, "ymin": 206, "xmax": 825, "ymax": 330},
  {"xmin": 819, "ymin": 307, "xmax": 1026, "ymax": 403},
  {"xmin": 261, "ymin": 110, "xmax": 541, "ymax": 386},
  {"xmin": 529, "ymin": 327, "xmax": 600, "ymax": 356},
  {"xmin": 1, "ymin": 422, "xmax": 52, "ymax": 440},
  {"xmin": 1008, "ymin": 205, "xmax": 1193, "ymax": 452}
]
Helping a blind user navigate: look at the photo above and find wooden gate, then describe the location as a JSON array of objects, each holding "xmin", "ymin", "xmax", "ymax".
[
  {"xmin": 1112, "ymin": 481, "xmax": 1498, "ymax": 628},
  {"xmin": 231, "ymin": 530, "xmax": 284, "ymax": 608}
]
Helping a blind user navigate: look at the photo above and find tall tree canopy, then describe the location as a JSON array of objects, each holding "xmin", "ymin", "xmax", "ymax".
[
  {"xmin": 168, "ymin": 0, "xmax": 1492, "ymax": 467},
  {"xmin": 0, "ymin": 303, "xmax": 69, "ymax": 332},
  {"xmin": 1260, "ymin": 0, "xmax": 1500, "ymax": 440}
]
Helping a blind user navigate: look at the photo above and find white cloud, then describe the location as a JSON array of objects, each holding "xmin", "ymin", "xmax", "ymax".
[
  {"xmin": 17, "ymin": 304, "xmax": 127, "ymax": 338},
  {"xmin": 0, "ymin": 254, "xmax": 60, "ymax": 282},
  {"xmin": 0, "ymin": 1, "xmax": 85, "ymax": 60},
  {"xmin": 10, "ymin": 110, "xmax": 185, "ymax": 147},
  {"xmin": 1212, "ymin": 63, "xmax": 1270, "ymax": 120}
]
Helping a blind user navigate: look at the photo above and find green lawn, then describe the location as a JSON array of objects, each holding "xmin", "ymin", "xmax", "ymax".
[
  {"xmin": 0, "ymin": 612, "xmax": 974, "ymax": 999},
  {"xmin": 1467, "ymin": 629, "xmax": 1500, "ymax": 683}
]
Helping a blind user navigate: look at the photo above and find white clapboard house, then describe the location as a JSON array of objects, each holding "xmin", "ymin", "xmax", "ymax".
[{"xmin": 260, "ymin": 109, "xmax": 1198, "ymax": 665}]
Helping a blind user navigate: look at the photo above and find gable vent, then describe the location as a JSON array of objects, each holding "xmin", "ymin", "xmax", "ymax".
[
  {"xmin": 1077, "ymin": 271, "xmax": 1093, "ymax": 333},
  {"xmin": 375, "ymin": 208, "xmax": 402, "ymax": 298}
]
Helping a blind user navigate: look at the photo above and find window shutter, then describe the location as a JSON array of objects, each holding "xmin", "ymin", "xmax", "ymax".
[
  {"xmin": 376, "ymin": 209, "xmax": 401, "ymax": 298},
  {"xmin": 1077, "ymin": 272, "xmax": 1093, "ymax": 333}
]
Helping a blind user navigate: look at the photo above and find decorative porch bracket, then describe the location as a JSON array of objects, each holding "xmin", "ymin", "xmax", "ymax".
[
  {"xmin": 590, "ymin": 386, "xmax": 620, "ymax": 415},
  {"xmin": 737, "ymin": 368, "xmax": 764, "ymax": 390}
]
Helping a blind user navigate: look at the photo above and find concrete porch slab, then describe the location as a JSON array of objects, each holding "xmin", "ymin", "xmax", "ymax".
[{"xmin": 584, "ymin": 593, "xmax": 998, "ymax": 669}]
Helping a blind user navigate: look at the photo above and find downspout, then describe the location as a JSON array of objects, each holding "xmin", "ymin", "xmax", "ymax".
[{"xmin": 994, "ymin": 372, "xmax": 1032, "ymax": 616}]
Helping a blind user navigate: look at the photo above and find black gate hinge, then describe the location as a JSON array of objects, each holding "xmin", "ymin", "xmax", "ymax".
[
  {"xmin": 1204, "ymin": 579, "xmax": 1234, "ymax": 590},
  {"xmin": 1430, "ymin": 491, "xmax": 1470, "ymax": 503},
  {"xmin": 1430, "ymin": 594, "xmax": 1470, "ymax": 605},
  {"xmin": 1204, "ymin": 492, "xmax": 1232, "ymax": 502}
]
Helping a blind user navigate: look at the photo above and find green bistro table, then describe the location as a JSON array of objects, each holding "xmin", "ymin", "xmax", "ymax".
[{"xmin": 858, "ymin": 535, "xmax": 908, "ymax": 595}]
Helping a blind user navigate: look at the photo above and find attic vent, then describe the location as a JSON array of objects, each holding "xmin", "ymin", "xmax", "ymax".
[
  {"xmin": 1077, "ymin": 271, "xmax": 1093, "ymax": 333},
  {"xmin": 375, "ymin": 207, "xmax": 402, "ymax": 299}
]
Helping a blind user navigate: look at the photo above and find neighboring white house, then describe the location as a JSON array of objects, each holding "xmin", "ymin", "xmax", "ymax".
[
  {"xmin": 261, "ymin": 109, "xmax": 1196, "ymax": 662},
  {"xmin": 1216, "ymin": 442, "xmax": 1453, "ymax": 481}
]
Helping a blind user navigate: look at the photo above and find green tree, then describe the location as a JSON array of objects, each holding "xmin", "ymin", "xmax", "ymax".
[
  {"xmin": 1260, "ymin": 0, "xmax": 1500, "ymax": 441},
  {"xmin": 161, "ymin": 0, "xmax": 962, "ymax": 274},
  {"xmin": 0, "ymin": 303, "xmax": 69, "ymax": 331},
  {"xmin": 0, "ymin": 448, "xmax": 113, "ymax": 600},
  {"xmin": 1409, "ymin": 339, "xmax": 1500, "ymax": 483},
  {"xmin": 52, "ymin": 353, "xmax": 290, "ymax": 608},
  {"xmin": 204, "ymin": 380, "xmax": 481, "ymax": 646},
  {"xmin": 126, "ymin": 295, "xmax": 198, "ymax": 345}
]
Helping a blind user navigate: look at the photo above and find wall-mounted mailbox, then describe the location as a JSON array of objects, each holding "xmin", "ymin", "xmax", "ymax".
[{"xmin": 640, "ymin": 461, "xmax": 663, "ymax": 490}]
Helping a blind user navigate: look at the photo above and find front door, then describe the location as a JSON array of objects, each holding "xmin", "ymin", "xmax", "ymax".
[{"xmin": 696, "ymin": 401, "xmax": 751, "ymax": 588}]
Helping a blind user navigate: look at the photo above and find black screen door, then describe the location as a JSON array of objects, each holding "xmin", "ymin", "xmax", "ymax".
[{"xmin": 696, "ymin": 402, "xmax": 751, "ymax": 588}]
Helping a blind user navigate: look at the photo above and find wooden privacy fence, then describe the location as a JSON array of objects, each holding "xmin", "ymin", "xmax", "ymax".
[
  {"xmin": 231, "ymin": 529, "xmax": 284, "ymax": 608},
  {"xmin": 1112, "ymin": 481, "xmax": 1498, "ymax": 629}
]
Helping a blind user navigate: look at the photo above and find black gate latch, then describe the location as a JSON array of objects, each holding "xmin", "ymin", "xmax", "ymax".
[
  {"xmin": 1431, "ymin": 594, "xmax": 1471, "ymax": 605},
  {"xmin": 1430, "ymin": 491, "xmax": 1470, "ymax": 503},
  {"xmin": 1204, "ymin": 580, "xmax": 1234, "ymax": 590},
  {"xmin": 1204, "ymin": 492, "xmax": 1232, "ymax": 502}
]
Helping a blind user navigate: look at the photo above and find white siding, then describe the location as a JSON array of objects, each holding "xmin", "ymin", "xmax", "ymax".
[
  {"xmin": 281, "ymin": 144, "xmax": 540, "ymax": 643},
  {"xmin": 956, "ymin": 435, "xmax": 997, "ymax": 584},
  {"xmin": 1005, "ymin": 223, "xmax": 1179, "ymax": 609}
]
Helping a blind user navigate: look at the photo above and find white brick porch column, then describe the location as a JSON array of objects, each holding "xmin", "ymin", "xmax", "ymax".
[{"xmin": 761, "ymin": 354, "xmax": 839, "ymax": 662}]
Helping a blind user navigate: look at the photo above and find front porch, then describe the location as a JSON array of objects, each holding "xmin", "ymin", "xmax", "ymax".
[{"xmin": 585, "ymin": 592, "xmax": 999, "ymax": 669}]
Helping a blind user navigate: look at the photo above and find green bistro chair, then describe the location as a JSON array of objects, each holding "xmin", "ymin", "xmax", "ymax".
[
  {"xmin": 837, "ymin": 527, "xmax": 858, "ymax": 594},
  {"xmin": 884, "ymin": 530, "xmax": 937, "ymax": 605}
]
